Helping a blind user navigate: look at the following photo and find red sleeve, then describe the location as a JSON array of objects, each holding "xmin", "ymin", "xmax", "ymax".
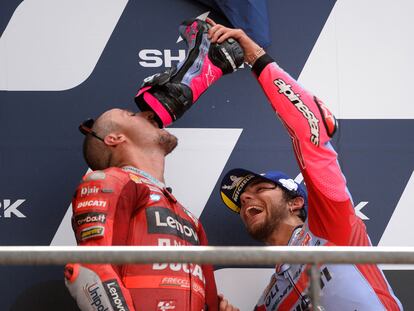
[
  {"xmin": 252, "ymin": 55, "xmax": 366, "ymax": 246},
  {"xmin": 71, "ymin": 168, "xmax": 136, "ymax": 309}
]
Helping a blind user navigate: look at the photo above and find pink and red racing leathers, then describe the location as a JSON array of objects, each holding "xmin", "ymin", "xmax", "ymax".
[
  {"xmin": 252, "ymin": 55, "xmax": 403, "ymax": 311},
  {"xmin": 65, "ymin": 166, "xmax": 218, "ymax": 311}
]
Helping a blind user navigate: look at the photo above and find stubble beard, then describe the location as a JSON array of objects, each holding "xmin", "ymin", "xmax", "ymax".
[
  {"xmin": 158, "ymin": 130, "xmax": 178, "ymax": 155},
  {"xmin": 246, "ymin": 202, "xmax": 289, "ymax": 243}
]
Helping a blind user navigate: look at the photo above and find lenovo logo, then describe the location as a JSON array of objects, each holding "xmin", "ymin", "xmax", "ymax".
[
  {"xmin": 103, "ymin": 280, "xmax": 130, "ymax": 311},
  {"xmin": 146, "ymin": 206, "xmax": 199, "ymax": 245}
]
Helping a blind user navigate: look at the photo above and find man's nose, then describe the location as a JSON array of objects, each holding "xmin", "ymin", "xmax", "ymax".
[{"xmin": 240, "ymin": 191, "xmax": 254, "ymax": 206}]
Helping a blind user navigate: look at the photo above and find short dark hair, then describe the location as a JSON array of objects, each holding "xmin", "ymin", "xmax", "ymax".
[
  {"xmin": 82, "ymin": 114, "xmax": 119, "ymax": 170},
  {"xmin": 82, "ymin": 134, "xmax": 112, "ymax": 170},
  {"xmin": 280, "ymin": 186, "xmax": 307, "ymax": 222}
]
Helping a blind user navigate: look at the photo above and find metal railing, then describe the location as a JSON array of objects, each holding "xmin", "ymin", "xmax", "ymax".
[{"xmin": 1, "ymin": 245, "xmax": 413, "ymax": 309}]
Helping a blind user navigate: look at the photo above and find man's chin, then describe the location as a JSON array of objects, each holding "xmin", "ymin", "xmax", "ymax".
[
  {"xmin": 247, "ymin": 222, "xmax": 271, "ymax": 242},
  {"xmin": 160, "ymin": 133, "xmax": 178, "ymax": 155},
  {"xmin": 165, "ymin": 138, "xmax": 178, "ymax": 155}
]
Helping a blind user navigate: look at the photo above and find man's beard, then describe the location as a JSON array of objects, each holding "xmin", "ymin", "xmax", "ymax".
[
  {"xmin": 158, "ymin": 130, "xmax": 178, "ymax": 155},
  {"xmin": 246, "ymin": 202, "xmax": 288, "ymax": 243}
]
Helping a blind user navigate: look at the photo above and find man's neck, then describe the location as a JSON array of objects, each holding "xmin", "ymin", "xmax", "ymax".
[
  {"xmin": 265, "ymin": 219, "xmax": 304, "ymax": 246},
  {"xmin": 115, "ymin": 149, "xmax": 166, "ymax": 183},
  {"xmin": 122, "ymin": 160, "xmax": 165, "ymax": 183}
]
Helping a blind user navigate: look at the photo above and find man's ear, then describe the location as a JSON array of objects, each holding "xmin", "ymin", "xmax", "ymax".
[
  {"xmin": 290, "ymin": 196, "xmax": 305, "ymax": 212},
  {"xmin": 104, "ymin": 133, "xmax": 126, "ymax": 146}
]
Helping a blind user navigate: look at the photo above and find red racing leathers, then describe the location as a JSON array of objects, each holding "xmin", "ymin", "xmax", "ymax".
[
  {"xmin": 252, "ymin": 55, "xmax": 402, "ymax": 310},
  {"xmin": 65, "ymin": 166, "xmax": 218, "ymax": 311}
]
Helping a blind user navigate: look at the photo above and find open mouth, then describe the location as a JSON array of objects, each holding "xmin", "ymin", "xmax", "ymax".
[
  {"xmin": 150, "ymin": 119, "xmax": 159, "ymax": 128},
  {"xmin": 246, "ymin": 206, "xmax": 264, "ymax": 217}
]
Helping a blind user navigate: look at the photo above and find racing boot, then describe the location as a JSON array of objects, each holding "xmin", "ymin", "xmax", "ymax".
[{"xmin": 135, "ymin": 19, "xmax": 244, "ymax": 127}]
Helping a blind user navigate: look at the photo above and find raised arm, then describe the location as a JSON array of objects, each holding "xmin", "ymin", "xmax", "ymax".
[{"xmin": 208, "ymin": 20, "xmax": 367, "ymax": 246}]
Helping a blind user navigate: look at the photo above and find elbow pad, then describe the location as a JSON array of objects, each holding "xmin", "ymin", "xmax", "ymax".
[{"xmin": 64, "ymin": 264, "xmax": 134, "ymax": 311}]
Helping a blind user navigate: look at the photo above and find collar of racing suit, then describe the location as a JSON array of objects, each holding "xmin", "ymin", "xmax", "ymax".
[
  {"xmin": 122, "ymin": 166, "xmax": 166, "ymax": 189},
  {"xmin": 275, "ymin": 224, "xmax": 311, "ymax": 310},
  {"xmin": 122, "ymin": 166, "xmax": 176, "ymax": 201}
]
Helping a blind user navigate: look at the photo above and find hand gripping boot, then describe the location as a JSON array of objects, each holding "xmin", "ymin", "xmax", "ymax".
[{"xmin": 135, "ymin": 19, "xmax": 244, "ymax": 127}]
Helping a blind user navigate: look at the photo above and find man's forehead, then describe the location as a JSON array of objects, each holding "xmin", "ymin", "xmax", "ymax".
[
  {"xmin": 99, "ymin": 108, "xmax": 125, "ymax": 121},
  {"xmin": 106, "ymin": 108, "xmax": 125, "ymax": 116},
  {"xmin": 92, "ymin": 108, "xmax": 124, "ymax": 131}
]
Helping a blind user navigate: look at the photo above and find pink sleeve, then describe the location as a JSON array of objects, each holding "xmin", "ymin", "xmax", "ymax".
[{"xmin": 253, "ymin": 55, "xmax": 364, "ymax": 245}]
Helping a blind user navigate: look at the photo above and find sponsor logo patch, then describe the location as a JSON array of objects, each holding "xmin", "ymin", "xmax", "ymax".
[
  {"xmin": 76, "ymin": 200, "xmax": 108, "ymax": 209},
  {"xmin": 103, "ymin": 279, "xmax": 130, "ymax": 311},
  {"xmin": 75, "ymin": 212, "xmax": 107, "ymax": 226},
  {"xmin": 221, "ymin": 175, "xmax": 244, "ymax": 190},
  {"xmin": 314, "ymin": 96, "xmax": 337, "ymax": 137},
  {"xmin": 157, "ymin": 300, "xmax": 176, "ymax": 310},
  {"xmin": 85, "ymin": 283, "xmax": 108, "ymax": 310},
  {"xmin": 86, "ymin": 282, "xmax": 110, "ymax": 310},
  {"xmin": 301, "ymin": 233, "xmax": 312, "ymax": 246},
  {"xmin": 79, "ymin": 186, "xmax": 112, "ymax": 197},
  {"xmin": 273, "ymin": 78, "xmax": 320, "ymax": 146},
  {"xmin": 80, "ymin": 186, "xmax": 99, "ymax": 197},
  {"xmin": 150, "ymin": 194, "xmax": 161, "ymax": 202},
  {"xmin": 146, "ymin": 207, "xmax": 199, "ymax": 245},
  {"xmin": 80, "ymin": 186, "xmax": 100, "ymax": 197},
  {"xmin": 226, "ymin": 174, "xmax": 256, "ymax": 203},
  {"xmin": 80, "ymin": 226, "xmax": 104, "ymax": 241},
  {"xmin": 129, "ymin": 174, "xmax": 142, "ymax": 184},
  {"xmin": 278, "ymin": 178, "xmax": 298, "ymax": 192},
  {"xmin": 154, "ymin": 264, "xmax": 205, "ymax": 284}
]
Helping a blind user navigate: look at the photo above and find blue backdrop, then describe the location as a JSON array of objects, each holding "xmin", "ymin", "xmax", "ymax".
[{"xmin": 0, "ymin": 0, "xmax": 412, "ymax": 310}]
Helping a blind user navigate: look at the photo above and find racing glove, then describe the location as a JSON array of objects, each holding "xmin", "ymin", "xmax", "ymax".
[{"xmin": 135, "ymin": 18, "xmax": 244, "ymax": 127}]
